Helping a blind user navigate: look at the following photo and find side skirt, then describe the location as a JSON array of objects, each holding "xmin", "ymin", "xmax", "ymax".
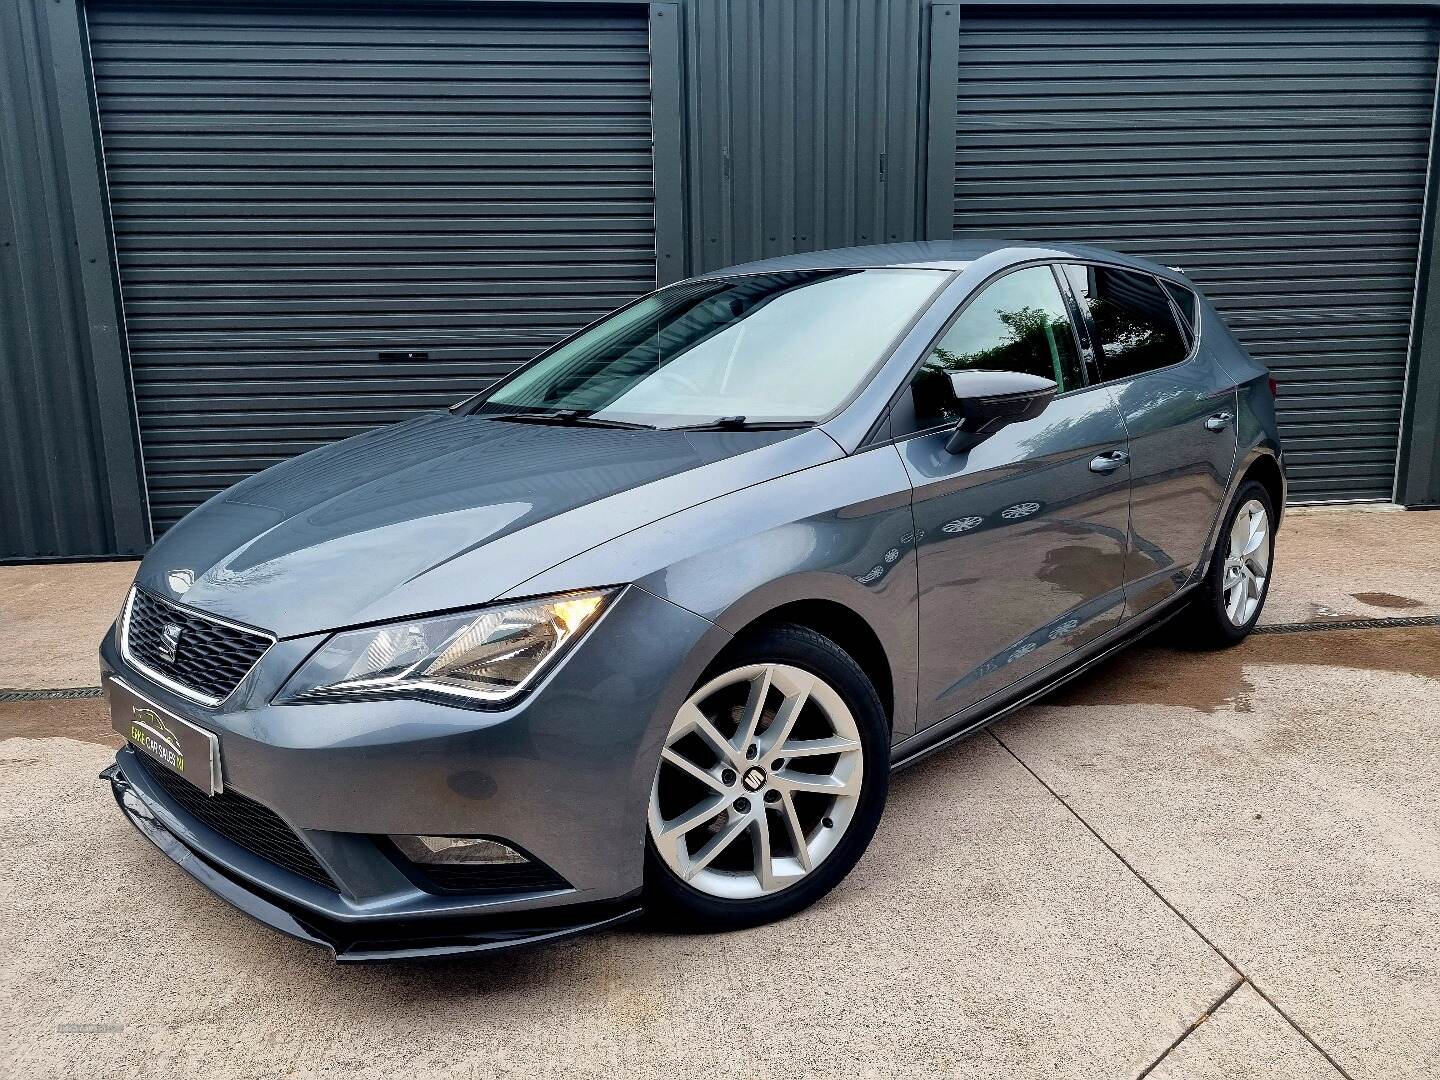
[{"xmin": 889, "ymin": 585, "xmax": 1196, "ymax": 772}]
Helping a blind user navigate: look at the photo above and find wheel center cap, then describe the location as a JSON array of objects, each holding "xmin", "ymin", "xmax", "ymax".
[{"xmin": 742, "ymin": 766, "xmax": 767, "ymax": 792}]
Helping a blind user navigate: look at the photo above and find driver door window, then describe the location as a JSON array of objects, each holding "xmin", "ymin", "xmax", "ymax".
[{"xmin": 907, "ymin": 265, "xmax": 1085, "ymax": 433}]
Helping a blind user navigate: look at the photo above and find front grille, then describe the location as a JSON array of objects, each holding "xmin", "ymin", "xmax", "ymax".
[
  {"xmin": 123, "ymin": 588, "xmax": 272, "ymax": 704},
  {"xmin": 131, "ymin": 752, "xmax": 337, "ymax": 891}
]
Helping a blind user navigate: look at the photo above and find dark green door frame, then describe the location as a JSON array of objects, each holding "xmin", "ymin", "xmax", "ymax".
[
  {"xmin": 39, "ymin": 0, "xmax": 151, "ymax": 553},
  {"xmin": 1397, "ymin": 63, "xmax": 1440, "ymax": 507}
]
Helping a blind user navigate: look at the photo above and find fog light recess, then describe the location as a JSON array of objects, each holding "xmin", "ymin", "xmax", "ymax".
[{"xmin": 384, "ymin": 835, "xmax": 571, "ymax": 895}]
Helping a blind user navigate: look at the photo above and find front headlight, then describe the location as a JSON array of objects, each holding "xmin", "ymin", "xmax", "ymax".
[{"xmin": 275, "ymin": 589, "xmax": 614, "ymax": 708}]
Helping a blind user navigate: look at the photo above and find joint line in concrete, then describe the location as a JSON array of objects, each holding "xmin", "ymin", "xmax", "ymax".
[{"xmin": 989, "ymin": 729, "xmax": 1355, "ymax": 1080}]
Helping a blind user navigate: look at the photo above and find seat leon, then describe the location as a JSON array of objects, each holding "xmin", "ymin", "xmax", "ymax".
[{"xmin": 101, "ymin": 240, "xmax": 1284, "ymax": 960}]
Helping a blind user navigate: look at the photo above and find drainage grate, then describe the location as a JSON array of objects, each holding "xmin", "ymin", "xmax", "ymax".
[
  {"xmin": 1254, "ymin": 614, "xmax": 1440, "ymax": 635},
  {"xmin": 0, "ymin": 686, "xmax": 105, "ymax": 702}
]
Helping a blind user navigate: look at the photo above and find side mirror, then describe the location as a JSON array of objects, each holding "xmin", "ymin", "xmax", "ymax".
[{"xmin": 944, "ymin": 370, "xmax": 1057, "ymax": 454}]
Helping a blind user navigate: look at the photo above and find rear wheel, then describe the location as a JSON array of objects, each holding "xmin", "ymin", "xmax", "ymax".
[
  {"xmin": 644, "ymin": 624, "xmax": 888, "ymax": 930},
  {"xmin": 1183, "ymin": 480, "xmax": 1275, "ymax": 647}
]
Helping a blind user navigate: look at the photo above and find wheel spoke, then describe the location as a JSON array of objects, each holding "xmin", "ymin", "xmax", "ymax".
[
  {"xmin": 776, "ymin": 766, "xmax": 860, "ymax": 798},
  {"xmin": 777, "ymin": 790, "xmax": 812, "ymax": 872},
  {"xmin": 659, "ymin": 745, "xmax": 726, "ymax": 793},
  {"xmin": 675, "ymin": 701, "xmax": 740, "ymax": 768},
  {"xmin": 1243, "ymin": 515, "xmax": 1268, "ymax": 557},
  {"xmin": 1226, "ymin": 582, "xmax": 1245, "ymax": 622},
  {"xmin": 656, "ymin": 793, "xmax": 726, "ymax": 838},
  {"xmin": 775, "ymin": 735, "xmax": 860, "ymax": 759},
  {"xmin": 759, "ymin": 675, "xmax": 813, "ymax": 755},
  {"xmin": 685, "ymin": 812, "xmax": 748, "ymax": 878},
  {"xmin": 734, "ymin": 665, "xmax": 774, "ymax": 752},
  {"xmin": 1229, "ymin": 514, "xmax": 1250, "ymax": 561},
  {"xmin": 750, "ymin": 814, "xmax": 776, "ymax": 891}
]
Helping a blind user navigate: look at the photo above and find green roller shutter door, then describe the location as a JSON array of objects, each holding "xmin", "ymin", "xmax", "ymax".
[
  {"xmin": 955, "ymin": 9, "xmax": 1438, "ymax": 502},
  {"xmin": 86, "ymin": 0, "xmax": 655, "ymax": 533}
]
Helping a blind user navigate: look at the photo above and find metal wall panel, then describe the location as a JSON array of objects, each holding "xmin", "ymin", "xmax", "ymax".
[
  {"xmin": 86, "ymin": 0, "xmax": 656, "ymax": 532},
  {"xmin": 0, "ymin": 0, "xmax": 147, "ymax": 559},
  {"xmin": 678, "ymin": 0, "xmax": 931, "ymax": 276},
  {"xmin": 954, "ymin": 8, "xmax": 1439, "ymax": 502}
]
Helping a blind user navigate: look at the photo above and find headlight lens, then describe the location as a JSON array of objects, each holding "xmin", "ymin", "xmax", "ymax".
[{"xmin": 275, "ymin": 589, "xmax": 613, "ymax": 707}]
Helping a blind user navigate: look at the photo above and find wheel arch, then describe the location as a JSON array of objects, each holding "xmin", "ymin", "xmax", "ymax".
[
  {"xmin": 700, "ymin": 570, "xmax": 911, "ymax": 735},
  {"xmin": 1238, "ymin": 450, "xmax": 1286, "ymax": 526},
  {"xmin": 1197, "ymin": 445, "xmax": 1286, "ymax": 578},
  {"xmin": 719, "ymin": 598, "xmax": 897, "ymax": 732}
]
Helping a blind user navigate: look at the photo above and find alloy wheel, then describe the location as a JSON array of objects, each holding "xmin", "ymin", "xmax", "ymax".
[
  {"xmin": 647, "ymin": 662, "xmax": 864, "ymax": 900},
  {"xmin": 1222, "ymin": 498, "xmax": 1270, "ymax": 626}
]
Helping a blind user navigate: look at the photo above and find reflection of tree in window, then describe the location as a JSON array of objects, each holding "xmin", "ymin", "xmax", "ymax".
[
  {"xmin": 910, "ymin": 267, "xmax": 1082, "ymax": 431},
  {"xmin": 931, "ymin": 306, "xmax": 1073, "ymax": 381},
  {"xmin": 1065, "ymin": 265, "xmax": 1186, "ymax": 382}
]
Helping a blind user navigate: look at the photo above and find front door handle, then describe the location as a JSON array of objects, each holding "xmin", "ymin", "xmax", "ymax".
[
  {"xmin": 1089, "ymin": 450, "xmax": 1129, "ymax": 474},
  {"xmin": 1205, "ymin": 412, "xmax": 1234, "ymax": 432}
]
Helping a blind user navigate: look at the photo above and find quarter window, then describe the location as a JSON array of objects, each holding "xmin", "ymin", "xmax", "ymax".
[
  {"xmin": 909, "ymin": 266, "xmax": 1083, "ymax": 432},
  {"xmin": 1062, "ymin": 264, "xmax": 1188, "ymax": 381},
  {"xmin": 1160, "ymin": 278, "xmax": 1199, "ymax": 336}
]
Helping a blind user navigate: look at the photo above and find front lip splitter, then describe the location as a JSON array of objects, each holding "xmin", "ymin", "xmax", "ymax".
[{"xmin": 102, "ymin": 760, "xmax": 643, "ymax": 963}]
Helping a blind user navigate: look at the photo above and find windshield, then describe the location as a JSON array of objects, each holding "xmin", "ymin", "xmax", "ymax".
[{"xmin": 470, "ymin": 268, "xmax": 948, "ymax": 429}]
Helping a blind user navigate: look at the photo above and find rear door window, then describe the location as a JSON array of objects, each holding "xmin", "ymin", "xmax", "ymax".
[{"xmin": 1062, "ymin": 264, "xmax": 1189, "ymax": 382}]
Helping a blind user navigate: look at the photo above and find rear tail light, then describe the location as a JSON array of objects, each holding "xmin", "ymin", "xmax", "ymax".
[{"xmin": 1268, "ymin": 376, "xmax": 1279, "ymax": 397}]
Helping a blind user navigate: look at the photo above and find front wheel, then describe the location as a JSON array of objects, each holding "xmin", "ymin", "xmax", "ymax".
[
  {"xmin": 644, "ymin": 624, "xmax": 889, "ymax": 930},
  {"xmin": 1183, "ymin": 479, "xmax": 1276, "ymax": 647}
]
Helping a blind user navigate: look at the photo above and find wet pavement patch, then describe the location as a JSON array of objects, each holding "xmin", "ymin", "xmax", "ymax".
[
  {"xmin": 1350, "ymin": 591, "xmax": 1425, "ymax": 610},
  {"xmin": 1049, "ymin": 626, "xmax": 1440, "ymax": 714}
]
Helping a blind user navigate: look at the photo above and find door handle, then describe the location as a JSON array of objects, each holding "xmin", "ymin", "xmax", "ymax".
[
  {"xmin": 1089, "ymin": 450, "xmax": 1129, "ymax": 473},
  {"xmin": 1205, "ymin": 412, "xmax": 1234, "ymax": 432}
]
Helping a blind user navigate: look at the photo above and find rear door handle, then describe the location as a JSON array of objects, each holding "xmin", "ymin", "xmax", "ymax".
[
  {"xmin": 1089, "ymin": 450, "xmax": 1129, "ymax": 473},
  {"xmin": 1205, "ymin": 412, "xmax": 1234, "ymax": 432}
]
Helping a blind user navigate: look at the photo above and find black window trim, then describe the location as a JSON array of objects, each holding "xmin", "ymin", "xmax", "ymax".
[
  {"xmin": 1160, "ymin": 277, "xmax": 1202, "ymax": 354},
  {"xmin": 1060, "ymin": 261, "xmax": 1201, "ymax": 390}
]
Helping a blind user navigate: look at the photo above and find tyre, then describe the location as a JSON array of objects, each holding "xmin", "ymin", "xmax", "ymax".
[
  {"xmin": 644, "ymin": 623, "xmax": 889, "ymax": 930},
  {"xmin": 1183, "ymin": 480, "xmax": 1276, "ymax": 648}
]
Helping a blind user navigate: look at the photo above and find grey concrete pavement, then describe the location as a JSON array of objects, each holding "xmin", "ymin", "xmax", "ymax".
[
  {"xmin": 1147, "ymin": 984, "xmax": 1339, "ymax": 1080},
  {"xmin": 998, "ymin": 630, "xmax": 1440, "ymax": 1078},
  {"xmin": 0, "ymin": 559, "xmax": 138, "ymax": 689},
  {"xmin": 1261, "ymin": 505, "xmax": 1440, "ymax": 625}
]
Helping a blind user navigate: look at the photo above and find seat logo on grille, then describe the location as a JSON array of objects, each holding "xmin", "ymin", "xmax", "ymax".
[{"xmin": 158, "ymin": 623, "xmax": 183, "ymax": 663}]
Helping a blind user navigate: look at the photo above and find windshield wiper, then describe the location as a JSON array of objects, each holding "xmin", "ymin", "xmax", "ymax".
[
  {"xmin": 674, "ymin": 416, "xmax": 818, "ymax": 431},
  {"xmin": 481, "ymin": 410, "xmax": 657, "ymax": 431}
]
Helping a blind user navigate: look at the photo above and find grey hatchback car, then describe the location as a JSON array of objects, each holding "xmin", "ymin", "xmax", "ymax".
[{"xmin": 102, "ymin": 240, "xmax": 1284, "ymax": 960}]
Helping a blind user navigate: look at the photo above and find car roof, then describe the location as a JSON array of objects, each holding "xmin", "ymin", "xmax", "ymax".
[{"xmin": 697, "ymin": 239, "xmax": 1192, "ymax": 285}]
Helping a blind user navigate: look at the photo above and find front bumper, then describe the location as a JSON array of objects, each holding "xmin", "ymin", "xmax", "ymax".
[
  {"xmin": 104, "ymin": 759, "xmax": 641, "ymax": 961},
  {"xmin": 99, "ymin": 584, "xmax": 725, "ymax": 960}
]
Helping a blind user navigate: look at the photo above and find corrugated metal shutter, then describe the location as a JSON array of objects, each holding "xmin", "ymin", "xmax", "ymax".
[
  {"xmin": 954, "ymin": 10, "xmax": 1438, "ymax": 502},
  {"xmin": 86, "ymin": 0, "xmax": 655, "ymax": 533}
]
